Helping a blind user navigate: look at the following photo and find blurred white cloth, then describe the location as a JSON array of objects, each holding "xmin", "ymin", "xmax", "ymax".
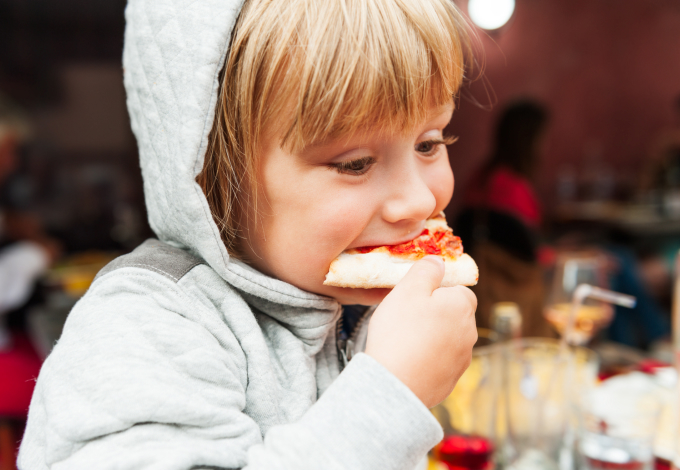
[{"xmin": 0, "ymin": 241, "xmax": 49, "ymax": 349}]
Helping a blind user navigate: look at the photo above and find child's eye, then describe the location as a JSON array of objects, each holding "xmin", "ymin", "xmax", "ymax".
[
  {"xmin": 328, "ymin": 156, "xmax": 376, "ymax": 176},
  {"xmin": 415, "ymin": 135, "xmax": 459, "ymax": 156}
]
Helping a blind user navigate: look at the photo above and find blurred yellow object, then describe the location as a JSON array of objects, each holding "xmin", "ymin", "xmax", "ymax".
[
  {"xmin": 46, "ymin": 251, "xmax": 119, "ymax": 297},
  {"xmin": 432, "ymin": 338, "xmax": 598, "ymax": 459},
  {"xmin": 62, "ymin": 273, "xmax": 96, "ymax": 297},
  {"xmin": 427, "ymin": 456, "xmax": 449, "ymax": 470},
  {"xmin": 544, "ymin": 302, "xmax": 613, "ymax": 344},
  {"xmin": 438, "ymin": 344, "xmax": 501, "ymax": 436}
]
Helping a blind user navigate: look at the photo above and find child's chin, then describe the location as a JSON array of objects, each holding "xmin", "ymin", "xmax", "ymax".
[{"xmin": 331, "ymin": 287, "xmax": 392, "ymax": 306}]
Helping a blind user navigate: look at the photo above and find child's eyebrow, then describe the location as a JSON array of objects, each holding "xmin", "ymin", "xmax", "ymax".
[
  {"xmin": 297, "ymin": 135, "xmax": 373, "ymax": 155},
  {"xmin": 295, "ymin": 103, "xmax": 456, "ymax": 155},
  {"xmin": 297, "ymin": 142, "xmax": 374, "ymax": 163}
]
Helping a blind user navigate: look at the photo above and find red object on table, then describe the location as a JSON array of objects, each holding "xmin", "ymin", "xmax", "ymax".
[
  {"xmin": 636, "ymin": 359, "xmax": 670, "ymax": 375},
  {"xmin": 599, "ymin": 359, "xmax": 672, "ymax": 381},
  {"xmin": 0, "ymin": 332, "xmax": 42, "ymax": 418},
  {"xmin": 435, "ymin": 435, "xmax": 494, "ymax": 470},
  {"xmin": 654, "ymin": 456, "xmax": 671, "ymax": 470}
]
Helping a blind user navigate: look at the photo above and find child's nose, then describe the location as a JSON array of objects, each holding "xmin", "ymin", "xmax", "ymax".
[{"xmin": 382, "ymin": 168, "xmax": 437, "ymax": 224}]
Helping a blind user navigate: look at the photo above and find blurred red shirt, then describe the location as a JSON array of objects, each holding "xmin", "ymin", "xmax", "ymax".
[{"xmin": 464, "ymin": 166, "xmax": 542, "ymax": 228}]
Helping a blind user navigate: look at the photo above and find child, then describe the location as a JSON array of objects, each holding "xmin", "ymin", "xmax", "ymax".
[{"xmin": 18, "ymin": 0, "xmax": 478, "ymax": 468}]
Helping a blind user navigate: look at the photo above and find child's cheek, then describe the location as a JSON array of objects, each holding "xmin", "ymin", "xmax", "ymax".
[{"xmin": 429, "ymin": 157, "xmax": 454, "ymax": 212}]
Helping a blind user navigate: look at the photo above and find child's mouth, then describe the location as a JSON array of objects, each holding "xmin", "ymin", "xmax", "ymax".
[{"xmin": 348, "ymin": 223, "xmax": 427, "ymax": 251}]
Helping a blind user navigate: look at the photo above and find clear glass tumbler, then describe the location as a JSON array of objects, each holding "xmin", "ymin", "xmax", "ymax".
[
  {"xmin": 502, "ymin": 338, "xmax": 599, "ymax": 470},
  {"xmin": 431, "ymin": 336, "xmax": 504, "ymax": 469},
  {"xmin": 577, "ymin": 373, "xmax": 662, "ymax": 470}
]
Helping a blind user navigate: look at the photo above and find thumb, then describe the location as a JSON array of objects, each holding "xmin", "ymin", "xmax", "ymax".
[{"xmin": 393, "ymin": 255, "xmax": 445, "ymax": 296}]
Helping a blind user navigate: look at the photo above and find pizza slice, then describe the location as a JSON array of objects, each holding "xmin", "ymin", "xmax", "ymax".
[{"xmin": 324, "ymin": 213, "xmax": 478, "ymax": 289}]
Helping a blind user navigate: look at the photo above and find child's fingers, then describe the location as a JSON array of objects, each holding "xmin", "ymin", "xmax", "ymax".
[
  {"xmin": 393, "ymin": 256, "xmax": 445, "ymax": 296},
  {"xmin": 432, "ymin": 285, "xmax": 478, "ymax": 312}
]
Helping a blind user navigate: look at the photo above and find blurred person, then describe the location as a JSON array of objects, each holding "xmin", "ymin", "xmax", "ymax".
[
  {"xmin": 0, "ymin": 95, "xmax": 60, "ymax": 460},
  {"xmin": 457, "ymin": 100, "xmax": 670, "ymax": 347},
  {"xmin": 455, "ymin": 100, "xmax": 552, "ymax": 337},
  {"xmin": 636, "ymin": 95, "xmax": 680, "ymax": 308},
  {"xmin": 463, "ymin": 101, "xmax": 546, "ymax": 233},
  {"xmin": 0, "ymin": 95, "xmax": 59, "ymax": 350},
  {"xmin": 605, "ymin": 246, "xmax": 669, "ymax": 348}
]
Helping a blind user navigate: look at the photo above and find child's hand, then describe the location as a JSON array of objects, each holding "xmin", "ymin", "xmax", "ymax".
[{"xmin": 364, "ymin": 256, "xmax": 478, "ymax": 409}]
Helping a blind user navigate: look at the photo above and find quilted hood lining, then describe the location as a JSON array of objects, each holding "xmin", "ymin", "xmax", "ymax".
[{"xmin": 123, "ymin": 0, "xmax": 337, "ymax": 310}]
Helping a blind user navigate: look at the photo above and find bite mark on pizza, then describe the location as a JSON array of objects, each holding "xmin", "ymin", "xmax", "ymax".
[{"xmin": 324, "ymin": 213, "xmax": 479, "ymax": 289}]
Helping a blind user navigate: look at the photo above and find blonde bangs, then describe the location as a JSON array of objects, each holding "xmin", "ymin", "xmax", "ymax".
[
  {"xmin": 201, "ymin": 0, "xmax": 471, "ymax": 255},
  {"xmin": 259, "ymin": 0, "xmax": 470, "ymax": 149}
]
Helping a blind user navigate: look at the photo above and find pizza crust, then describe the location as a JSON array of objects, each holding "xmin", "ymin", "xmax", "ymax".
[{"xmin": 323, "ymin": 251, "xmax": 479, "ymax": 289}]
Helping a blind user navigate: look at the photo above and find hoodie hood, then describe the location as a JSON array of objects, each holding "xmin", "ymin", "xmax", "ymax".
[{"xmin": 122, "ymin": 0, "xmax": 336, "ymax": 311}]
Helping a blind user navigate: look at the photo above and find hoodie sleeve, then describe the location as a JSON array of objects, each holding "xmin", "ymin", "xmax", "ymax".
[
  {"xmin": 18, "ymin": 270, "xmax": 442, "ymax": 470},
  {"xmin": 246, "ymin": 353, "xmax": 442, "ymax": 470}
]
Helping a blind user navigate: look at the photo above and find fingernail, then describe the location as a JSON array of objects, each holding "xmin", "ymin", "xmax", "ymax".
[{"xmin": 424, "ymin": 255, "xmax": 444, "ymax": 267}]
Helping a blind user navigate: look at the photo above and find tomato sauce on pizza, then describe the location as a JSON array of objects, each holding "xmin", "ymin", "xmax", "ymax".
[
  {"xmin": 351, "ymin": 228, "xmax": 463, "ymax": 259},
  {"xmin": 324, "ymin": 213, "xmax": 478, "ymax": 289}
]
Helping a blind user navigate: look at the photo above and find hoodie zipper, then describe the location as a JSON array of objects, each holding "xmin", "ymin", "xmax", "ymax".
[{"xmin": 336, "ymin": 306, "xmax": 372, "ymax": 370}]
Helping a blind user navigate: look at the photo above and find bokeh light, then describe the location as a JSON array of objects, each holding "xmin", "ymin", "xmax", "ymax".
[{"xmin": 468, "ymin": 0, "xmax": 515, "ymax": 30}]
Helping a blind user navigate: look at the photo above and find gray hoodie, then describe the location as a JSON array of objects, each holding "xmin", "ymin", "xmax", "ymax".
[{"xmin": 18, "ymin": 0, "xmax": 443, "ymax": 468}]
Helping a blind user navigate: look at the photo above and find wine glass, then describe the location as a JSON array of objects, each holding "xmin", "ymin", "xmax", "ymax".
[{"xmin": 543, "ymin": 252, "xmax": 614, "ymax": 346}]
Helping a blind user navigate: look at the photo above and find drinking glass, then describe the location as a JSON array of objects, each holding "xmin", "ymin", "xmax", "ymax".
[
  {"xmin": 431, "ymin": 334, "xmax": 504, "ymax": 469},
  {"xmin": 544, "ymin": 253, "xmax": 613, "ymax": 345},
  {"xmin": 502, "ymin": 338, "xmax": 599, "ymax": 470},
  {"xmin": 577, "ymin": 373, "xmax": 662, "ymax": 470}
]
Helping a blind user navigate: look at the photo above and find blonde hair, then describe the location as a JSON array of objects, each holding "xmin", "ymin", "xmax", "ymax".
[{"xmin": 198, "ymin": 0, "xmax": 472, "ymax": 256}]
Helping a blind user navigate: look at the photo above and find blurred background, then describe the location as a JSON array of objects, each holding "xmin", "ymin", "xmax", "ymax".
[
  {"xmin": 0, "ymin": 1, "xmax": 151, "ymax": 461},
  {"xmin": 0, "ymin": 0, "xmax": 679, "ymax": 466},
  {"xmin": 445, "ymin": 0, "xmax": 680, "ymax": 355}
]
